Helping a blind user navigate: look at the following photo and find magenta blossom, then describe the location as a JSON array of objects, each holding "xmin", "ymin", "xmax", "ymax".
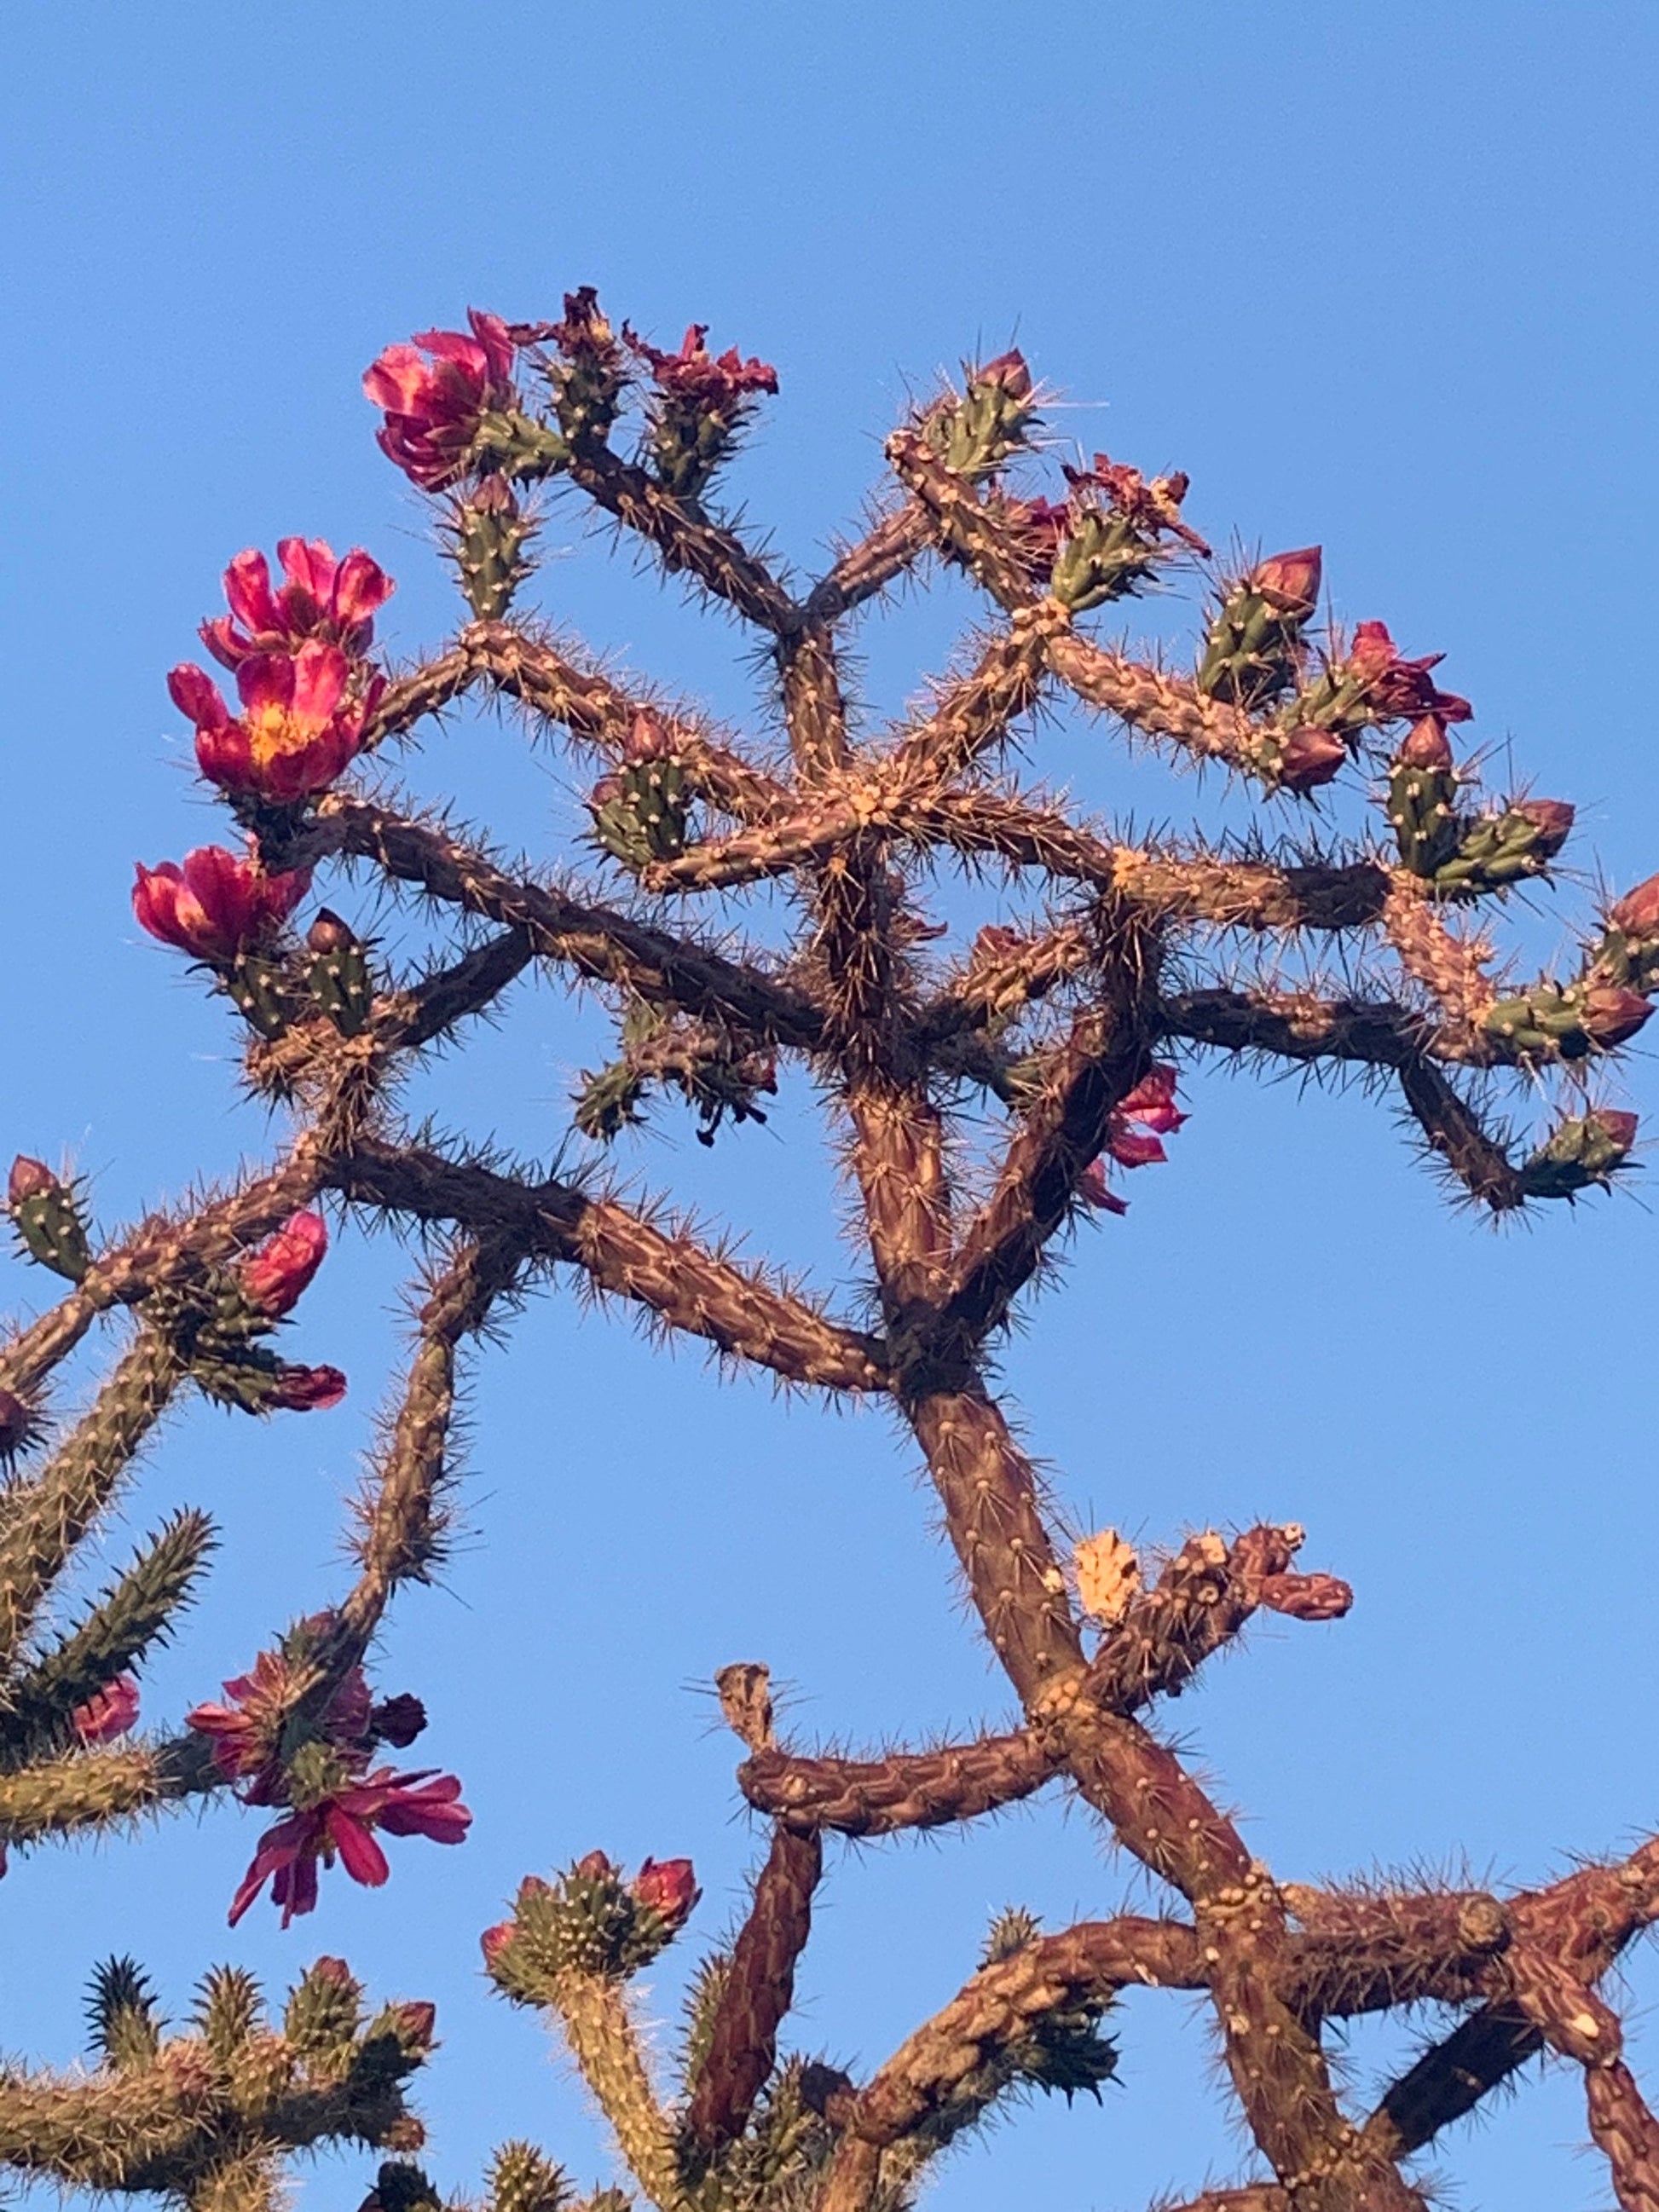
[
  {"xmin": 228, "ymin": 1768, "xmax": 471, "ymax": 1927},
  {"xmin": 202, "ymin": 540, "xmax": 393, "ymax": 671}
]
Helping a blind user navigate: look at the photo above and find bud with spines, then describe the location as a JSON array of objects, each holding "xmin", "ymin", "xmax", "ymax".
[
  {"xmin": 1196, "ymin": 546, "xmax": 1322, "ymax": 712},
  {"xmin": 447, "ymin": 474, "xmax": 538, "ymax": 622},
  {"xmin": 1483, "ymin": 979, "xmax": 1653, "ymax": 1059},
  {"xmin": 285, "ymin": 1955, "xmax": 365, "ymax": 2054},
  {"xmin": 928, "ymin": 350, "xmax": 1038, "ymax": 479},
  {"xmin": 1047, "ymin": 503, "xmax": 1167, "ymax": 614},
  {"xmin": 8, "ymin": 1156, "xmax": 91, "ymax": 1281},
  {"xmin": 1431, "ymin": 798, "xmax": 1575, "ymax": 895},
  {"xmin": 1385, "ymin": 717, "xmax": 1462, "ymax": 876},
  {"xmin": 1519, "ymin": 1109, "xmax": 1639, "ymax": 1198},
  {"xmin": 587, "ymin": 747, "xmax": 691, "ymax": 870},
  {"xmin": 488, "ymin": 2140, "xmax": 571, "ymax": 2212},
  {"xmin": 307, "ymin": 910, "xmax": 374, "ymax": 1035},
  {"xmin": 86, "ymin": 1957, "xmax": 162, "ymax": 2074}
]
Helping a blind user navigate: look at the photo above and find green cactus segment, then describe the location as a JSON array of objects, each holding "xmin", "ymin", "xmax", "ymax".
[
  {"xmin": 3, "ymin": 1509, "xmax": 214, "ymax": 1755},
  {"xmin": 1425, "ymin": 807, "xmax": 1568, "ymax": 896},
  {"xmin": 0, "ymin": 1330, "xmax": 185, "ymax": 1671},
  {"xmin": 648, "ymin": 406, "xmax": 743, "ymax": 505},
  {"xmin": 1385, "ymin": 763, "xmax": 1462, "ymax": 879},
  {"xmin": 1593, "ymin": 915, "xmax": 1659, "ymax": 996},
  {"xmin": 284, "ymin": 1961, "xmax": 365, "ymax": 2055},
  {"xmin": 1048, "ymin": 508, "xmax": 1165, "ymax": 614},
  {"xmin": 307, "ymin": 938, "xmax": 374, "ymax": 1036},
  {"xmin": 927, "ymin": 369, "xmax": 1038, "ymax": 481},
  {"xmin": 192, "ymin": 1970, "xmax": 267, "ymax": 2063},
  {"xmin": 366, "ymin": 2163, "xmax": 445, "ymax": 2212},
  {"xmin": 9, "ymin": 1178, "xmax": 91, "ymax": 1282},
  {"xmin": 1484, "ymin": 984, "xmax": 1619, "ymax": 1060},
  {"xmin": 589, "ymin": 759, "xmax": 691, "ymax": 869},
  {"xmin": 467, "ymin": 409, "xmax": 570, "ymax": 487},
  {"xmin": 1519, "ymin": 1112, "xmax": 1638, "ymax": 1199},
  {"xmin": 222, "ymin": 955, "xmax": 295, "ymax": 1040},
  {"xmin": 449, "ymin": 484, "xmax": 539, "ymax": 623},
  {"xmin": 1196, "ymin": 586, "xmax": 1313, "ymax": 713}
]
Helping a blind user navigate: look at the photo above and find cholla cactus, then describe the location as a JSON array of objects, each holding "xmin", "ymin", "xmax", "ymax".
[{"xmin": 3, "ymin": 288, "xmax": 1657, "ymax": 2212}]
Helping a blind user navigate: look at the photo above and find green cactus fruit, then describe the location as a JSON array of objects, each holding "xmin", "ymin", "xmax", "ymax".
[
  {"xmin": 468, "ymin": 408, "xmax": 569, "ymax": 485},
  {"xmin": 223, "ymin": 953, "xmax": 294, "ymax": 1039},
  {"xmin": 448, "ymin": 479, "xmax": 539, "ymax": 623},
  {"xmin": 1432, "ymin": 807, "xmax": 1565, "ymax": 894},
  {"xmin": 1048, "ymin": 510, "xmax": 1161, "ymax": 613},
  {"xmin": 1387, "ymin": 763, "xmax": 1462, "ymax": 878},
  {"xmin": 1195, "ymin": 588, "xmax": 1307, "ymax": 712},
  {"xmin": 8, "ymin": 1159, "xmax": 91, "ymax": 1280},
  {"xmin": 488, "ymin": 2140, "xmax": 571, "ymax": 2212},
  {"xmin": 589, "ymin": 758, "xmax": 691, "ymax": 869},
  {"xmin": 305, "ymin": 922, "xmax": 374, "ymax": 1036},
  {"xmin": 929, "ymin": 361, "xmax": 1038, "ymax": 479},
  {"xmin": 1520, "ymin": 1111, "xmax": 1639, "ymax": 1198},
  {"xmin": 285, "ymin": 1957, "xmax": 364, "ymax": 2053}
]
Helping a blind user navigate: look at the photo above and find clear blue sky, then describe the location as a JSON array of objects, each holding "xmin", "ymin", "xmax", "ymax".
[{"xmin": 3, "ymin": 6, "xmax": 1657, "ymax": 2208}]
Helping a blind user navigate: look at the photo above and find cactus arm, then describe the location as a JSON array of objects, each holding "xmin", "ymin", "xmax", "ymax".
[
  {"xmin": 0, "ymin": 1730, "xmax": 220, "ymax": 1849},
  {"xmin": 335, "ymin": 1236, "xmax": 523, "ymax": 1660},
  {"xmin": 545, "ymin": 1974, "xmax": 682, "ymax": 2211},
  {"xmin": 1048, "ymin": 627, "xmax": 1300, "ymax": 783},
  {"xmin": 683, "ymin": 1827, "xmax": 821, "ymax": 2155},
  {"xmin": 0, "ymin": 1330, "xmax": 186, "ymax": 1668},
  {"xmin": 737, "ymin": 1729, "xmax": 1060, "ymax": 1836},
  {"xmin": 325, "ymin": 1138, "xmax": 888, "ymax": 1395},
  {"xmin": 801, "ymin": 497, "xmax": 935, "ymax": 626},
  {"xmin": 939, "ymin": 977, "xmax": 1156, "ymax": 1345},
  {"xmin": 1396, "ymin": 1059, "xmax": 1529, "ymax": 1210},
  {"xmin": 3, "ymin": 1508, "xmax": 215, "ymax": 1752},
  {"xmin": 1381, "ymin": 878, "xmax": 1499, "ymax": 1050},
  {"xmin": 564, "ymin": 443, "xmax": 798, "ymax": 637},
  {"xmin": 311, "ymin": 794, "xmax": 828, "ymax": 1049},
  {"xmin": 459, "ymin": 622, "xmax": 793, "ymax": 825},
  {"xmin": 361, "ymin": 643, "xmax": 477, "ymax": 755},
  {"xmin": 890, "ymin": 608, "xmax": 1063, "ymax": 784}
]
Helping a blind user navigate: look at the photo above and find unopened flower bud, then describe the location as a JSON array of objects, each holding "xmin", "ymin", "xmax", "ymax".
[
  {"xmin": 1398, "ymin": 716, "xmax": 1454, "ymax": 771},
  {"xmin": 1276, "ymin": 726, "xmax": 1346, "ymax": 793},
  {"xmin": 974, "ymin": 349, "xmax": 1032, "ymax": 401},
  {"xmin": 517, "ymin": 1873, "xmax": 553, "ymax": 1903},
  {"xmin": 240, "ymin": 1211, "xmax": 329, "ymax": 1317},
  {"xmin": 1590, "ymin": 1108, "xmax": 1640, "ymax": 1153},
  {"xmin": 390, "ymin": 2001, "xmax": 436, "ymax": 2047},
  {"xmin": 312, "ymin": 1955, "xmax": 356, "ymax": 1986},
  {"xmin": 1512, "ymin": 799, "xmax": 1575, "ymax": 857},
  {"xmin": 632, "ymin": 1856, "xmax": 699, "ymax": 1929},
  {"xmin": 1252, "ymin": 545, "xmax": 1322, "ymax": 619},
  {"xmin": 571, "ymin": 1850, "xmax": 613, "ymax": 1881},
  {"xmin": 306, "ymin": 910, "xmax": 358, "ymax": 956},
  {"xmin": 371, "ymin": 1693, "xmax": 427, "ymax": 1748},
  {"xmin": 1582, "ymin": 986, "xmax": 1655, "ymax": 1047},
  {"xmin": 8, "ymin": 1157, "xmax": 56, "ymax": 1208},
  {"xmin": 269, "ymin": 1363, "xmax": 348, "ymax": 1412},
  {"xmin": 480, "ymin": 1921, "xmax": 514, "ymax": 1970},
  {"xmin": 1610, "ymin": 872, "xmax": 1659, "ymax": 941}
]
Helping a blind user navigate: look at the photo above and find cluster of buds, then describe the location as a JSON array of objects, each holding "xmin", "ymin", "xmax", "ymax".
[
  {"xmin": 587, "ymin": 713, "xmax": 692, "ymax": 868},
  {"xmin": 1485, "ymin": 871, "xmax": 1659, "ymax": 1060},
  {"xmin": 622, "ymin": 320, "xmax": 778, "ymax": 501},
  {"xmin": 925, "ymin": 349, "xmax": 1040, "ymax": 479},
  {"xmin": 481, "ymin": 1851, "xmax": 699, "ymax": 1996},
  {"xmin": 1078, "ymin": 1065, "xmax": 1188, "ymax": 1216},
  {"xmin": 7, "ymin": 1154, "xmax": 91, "ymax": 1281},
  {"xmin": 1196, "ymin": 546, "xmax": 1322, "ymax": 713},
  {"xmin": 168, "ymin": 543, "xmax": 394, "ymax": 817},
  {"xmin": 1042, "ymin": 452, "xmax": 1210, "ymax": 615},
  {"xmin": 141, "ymin": 1211, "xmax": 345, "ymax": 1415},
  {"xmin": 187, "ymin": 1615, "xmax": 465, "ymax": 1926},
  {"xmin": 1385, "ymin": 718, "xmax": 1575, "ymax": 893},
  {"xmin": 364, "ymin": 311, "xmax": 565, "ymax": 491}
]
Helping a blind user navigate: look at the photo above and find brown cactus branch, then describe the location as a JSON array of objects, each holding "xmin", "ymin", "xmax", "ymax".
[
  {"xmin": 458, "ymin": 621, "xmax": 793, "ymax": 823},
  {"xmin": 890, "ymin": 606, "xmax": 1065, "ymax": 784},
  {"xmin": 737, "ymin": 1727, "xmax": 1060, "ymax": 1836},
  {"xmin": 1396, "ymin": 1059, "xmax": 1528, "ymax": 1210},
  {"xmin": 801, "ymin": 500, "xmax": 934, "ymax": 626},
  {"xmin": 564, "ymin": 442, "xmax": 800, "ymax": 634},
  {"xmin": 310, "ymin": 793, "xmax": 828, "ymax": 1048},
  {"xmin": 1047, "ymin": 629, "xmax": 1280, "ymax": 782},
  {"xmin": 940, "ymin": 956, "xmax": 1157, "ymax": 1343},
  {"xmin": 685, "ymin": 1825, "xmax": 823, "ymax": 2154},
  {"xmin": 325, "ymin": 1137, "xmax": 889, "ymax": 1394},
  {"xmin": 1381, "ymin": 880, "xmax": 1498, "ymax": 1053}
]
